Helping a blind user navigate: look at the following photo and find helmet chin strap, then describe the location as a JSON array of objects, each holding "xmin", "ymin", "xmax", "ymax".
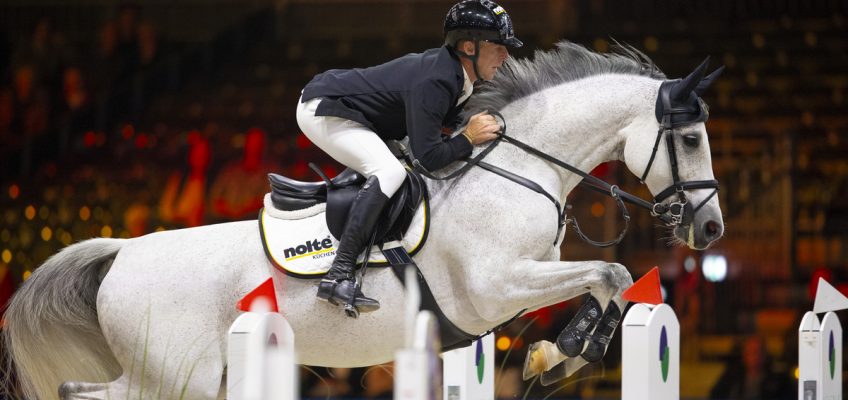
[{"xmin": 454, "ymin": 40, "xmax": 484, "ymax": 84}]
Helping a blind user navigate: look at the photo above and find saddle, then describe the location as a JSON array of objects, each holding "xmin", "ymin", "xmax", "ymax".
[
  {"xmin": 268, "ymin": 166, "xmax": 425, "ymax": 244},
  {"xmin": 260, "ymin": 165, "xmax": 489, "ymax": 351}
]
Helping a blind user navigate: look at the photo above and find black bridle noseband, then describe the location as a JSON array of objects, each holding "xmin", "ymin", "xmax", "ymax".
[{"xmin": 410, "ymin": 83, "xmax": 719, "ymax": 248}]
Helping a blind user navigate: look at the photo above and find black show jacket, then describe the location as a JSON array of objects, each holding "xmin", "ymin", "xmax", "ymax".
[{"xmin": 301, "ymin": 46, "xmax": 473, "ymax": 171}]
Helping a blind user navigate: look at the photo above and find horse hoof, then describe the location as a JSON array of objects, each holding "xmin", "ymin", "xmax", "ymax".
[
  {"xmin": 522, "ymin": 340, "xmax": 564, "ymax": 380},
  {"xmin": 540, "ymin": 361, "xmax": 567, "ymax": 386},
  {"xmin": 344, "ymin": 304, "xmax": 360, "ymax": 318},
  {"xmin": 522, "ymin": 342, "xmax": 547, "ymax": 380}
]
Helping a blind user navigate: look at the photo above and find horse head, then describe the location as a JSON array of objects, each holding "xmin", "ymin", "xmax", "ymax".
[{"xmin": 622, "ymin": 58, "xmax": 725, "ymax": 250}]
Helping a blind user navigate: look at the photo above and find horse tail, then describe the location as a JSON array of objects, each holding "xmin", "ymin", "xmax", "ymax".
[{"xmin": 2, "ymin": 238, "xmax": 125, "ymax": 400}]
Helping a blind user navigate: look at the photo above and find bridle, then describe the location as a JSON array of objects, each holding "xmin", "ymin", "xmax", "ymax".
[
  {"xmin": 410, "ymin": 81, "xmax": 720, "ymax": 248},
  {"xmin": 640, "ymin": 80, "xmax": 720, "ymax": 228}
]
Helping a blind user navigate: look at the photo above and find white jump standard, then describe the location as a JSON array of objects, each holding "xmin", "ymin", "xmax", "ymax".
[{"xmin": 798, "ymin": 278, "xmax": 846, "ymax": 400}]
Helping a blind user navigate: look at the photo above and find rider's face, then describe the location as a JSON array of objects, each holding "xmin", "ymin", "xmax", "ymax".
[{"xmin": 463, "ymin": 40, "xmax": 509, "ymax": 81}]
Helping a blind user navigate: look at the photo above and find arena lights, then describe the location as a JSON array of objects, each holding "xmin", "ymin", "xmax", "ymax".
[
  {"xmin": 60, "ymin": 231, "xmax": 72, "ymax": 245},
  {"xmin": 41, "ymin": 227, "xmax": 52, "ymax": 242},
  {"xmin": 683, "ymin": 255, "xmax": 696, "ymax": 273},
  {"xmin": 590, "ymin": 202, "xmax": 605, "ymax": 218},
  {"xmin": 496, "ymin": 336, "xmax": 511, "ymax": 351},
  {"xmin": 79, "ymin": 206, "xmax": 91, "ymax": 221},
  {"xmin": 702, "ymin": 254, "xmax": 727, "ymax": 282}
]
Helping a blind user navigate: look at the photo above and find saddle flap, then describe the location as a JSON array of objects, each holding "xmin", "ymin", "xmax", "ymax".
[{"xmin": 326, "ymin": 169, "xmax": 425, "ymax": 241}]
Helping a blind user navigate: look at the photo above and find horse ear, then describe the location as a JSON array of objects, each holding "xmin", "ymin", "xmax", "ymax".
[
  {"xmin": 694, "ymin": 65, "xmax": 725, "ymax": 96},
  {"xmin": 671, "ymin": 56, "xmax": 710, "ymax": 101}
]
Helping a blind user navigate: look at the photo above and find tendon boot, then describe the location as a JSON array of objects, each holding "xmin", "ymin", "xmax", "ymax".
[
  {"xmin": 580, "ymin": 302, "xmax": 622, "ymax": 362},
  {"xmin": 317, "ymin": 176, "xmax": 388, "ymax": 317},
  {"xmin": 556, "ymin": 296, "xmax": 603, "ymax": 357}
]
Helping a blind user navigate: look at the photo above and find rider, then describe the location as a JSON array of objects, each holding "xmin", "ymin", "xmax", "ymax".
[{"xmin": 296, "ymin": 0, "xmax": 523, "ymax": 316}]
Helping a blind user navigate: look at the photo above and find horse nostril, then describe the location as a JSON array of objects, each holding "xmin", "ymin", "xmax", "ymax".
[{"xmin": 704, "ymin": 220, "xmax": 721, "ymax": 239}]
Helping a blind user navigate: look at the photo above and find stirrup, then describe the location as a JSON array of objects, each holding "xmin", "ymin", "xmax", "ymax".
[{"xmin": 316, "ymin": 279, "xmax": 380, "ymax": 318}]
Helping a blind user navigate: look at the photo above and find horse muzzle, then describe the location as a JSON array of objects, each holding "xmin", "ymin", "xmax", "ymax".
[{"xmin": 673, "ymin": 204, "xmax": 724, "ymax": 250}]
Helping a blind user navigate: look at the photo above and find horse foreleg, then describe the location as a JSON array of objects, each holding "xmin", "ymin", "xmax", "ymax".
[{"xmin": 468, "ymin": 260, "xmax": 632, "ymax": 381}]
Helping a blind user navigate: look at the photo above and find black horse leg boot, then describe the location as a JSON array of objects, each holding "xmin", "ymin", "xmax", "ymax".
[{"xmin": 317, "ymin": 175, "xmax": 387, "ymax": 316}]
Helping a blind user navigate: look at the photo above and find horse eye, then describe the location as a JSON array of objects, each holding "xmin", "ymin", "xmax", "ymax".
[{"xmin": 683, "ymin": 134, "xmax": 700, "ymax": 147}]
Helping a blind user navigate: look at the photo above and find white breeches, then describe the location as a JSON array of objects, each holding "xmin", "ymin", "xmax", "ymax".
[{"xmin": 296, "ymin": 97, "xmax": 406, "ymax": 197}]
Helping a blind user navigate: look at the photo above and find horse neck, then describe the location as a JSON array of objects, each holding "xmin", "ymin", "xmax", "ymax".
[{"xmin": 488, "ymin": 75, "xmax": 660, "ymax": 199}]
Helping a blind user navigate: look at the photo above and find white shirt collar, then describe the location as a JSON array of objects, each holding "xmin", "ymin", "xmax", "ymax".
[{"xmin": 456, "ymin": 66, "xmax": 474, "ymax": 106}]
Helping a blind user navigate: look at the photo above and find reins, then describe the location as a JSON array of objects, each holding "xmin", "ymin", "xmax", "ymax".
[{"xmin": 406, "ymin": 109, "xmax": 714, "ymax": 248}]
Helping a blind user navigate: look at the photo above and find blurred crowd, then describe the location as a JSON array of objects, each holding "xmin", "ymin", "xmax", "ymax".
[
  {"xmin": 0, "ymin": 1, "xmax": 846, "ymax": 398},
  {"xmin": 0, "ymin": 6, "xmax": 167, "ymax": 178}
]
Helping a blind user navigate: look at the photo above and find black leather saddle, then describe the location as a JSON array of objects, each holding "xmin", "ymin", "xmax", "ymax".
[{"xmin": 268, "ymin": 168, "xmax": 426, "ymax": 243}]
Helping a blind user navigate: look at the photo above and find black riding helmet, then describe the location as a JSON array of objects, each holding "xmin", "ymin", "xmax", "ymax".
[
  {"xmin": 444, "ymin": 0, "xmax": 522, "ymax": 81},
  {"xmin": 444, "ymin": 0, "xmax": 523, "ymax": 48}
]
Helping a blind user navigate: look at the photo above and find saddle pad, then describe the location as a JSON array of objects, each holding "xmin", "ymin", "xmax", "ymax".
[{"xmin": 259, "ymin": 193, "xmax": 429, "ymax": 278}]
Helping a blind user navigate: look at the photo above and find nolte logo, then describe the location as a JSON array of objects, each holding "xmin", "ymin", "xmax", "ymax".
[{"xmin": 284, "ymin": 236, "xmax": 335, "ymax": 260}]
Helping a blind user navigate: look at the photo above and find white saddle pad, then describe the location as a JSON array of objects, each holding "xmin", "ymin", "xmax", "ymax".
[{"xmin": 259, "ymin": 193, "xmax": 429, "ymax": 278}]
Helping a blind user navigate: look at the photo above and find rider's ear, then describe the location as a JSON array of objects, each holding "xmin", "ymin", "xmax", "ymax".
[{"xmin": 462, "ymin": 40, "xmax": 476, "ymax": 55}]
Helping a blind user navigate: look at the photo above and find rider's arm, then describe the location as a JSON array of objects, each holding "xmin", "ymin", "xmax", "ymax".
[{"xmin": 405, "ymin": 79, "xmax": 472, "ymax": 171}]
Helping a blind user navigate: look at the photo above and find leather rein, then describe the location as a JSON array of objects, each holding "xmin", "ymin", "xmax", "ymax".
[{"xmin": 409, "ymin": 96, "xmax": 719, "ymax": 248}]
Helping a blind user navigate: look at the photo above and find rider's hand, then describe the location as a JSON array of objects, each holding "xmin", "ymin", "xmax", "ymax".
[{"xmin": 463, "ymin": 111, "xmax": 501, "ymax": 145}]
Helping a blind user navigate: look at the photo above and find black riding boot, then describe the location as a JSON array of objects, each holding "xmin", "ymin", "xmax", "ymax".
[{"xmin": 317, "ymin": 176, "xmax": 387, "ymax": 317}]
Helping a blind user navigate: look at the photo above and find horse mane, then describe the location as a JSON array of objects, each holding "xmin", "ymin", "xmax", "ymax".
[{"xmin": 464, "ymin": 40, "xmax": 667, "ymax": 115}]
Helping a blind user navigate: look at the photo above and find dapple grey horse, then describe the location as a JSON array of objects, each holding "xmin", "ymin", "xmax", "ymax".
[{"xmin": 3, "ymin": 42, "xmax": 724, "ymax": 399}]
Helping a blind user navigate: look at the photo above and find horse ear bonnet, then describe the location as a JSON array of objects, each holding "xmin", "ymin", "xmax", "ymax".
[{"xmin": 655, "ymin": 57, "xmax": 724, "ymax": 126}]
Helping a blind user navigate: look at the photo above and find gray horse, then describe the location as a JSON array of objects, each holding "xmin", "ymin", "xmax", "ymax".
[{"xmin": 3, "ymin": 41, "xmax": 723, "ymax": 399}]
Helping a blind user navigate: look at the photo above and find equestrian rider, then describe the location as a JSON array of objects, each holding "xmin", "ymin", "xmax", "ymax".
[{"xmin": 296, "ymin": 0, "xmax": 523, "ymax": 316}]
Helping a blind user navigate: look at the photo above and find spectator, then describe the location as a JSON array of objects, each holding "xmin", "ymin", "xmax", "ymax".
[
  {"xmin": 208, "ymin": 128, "xmax": 281, "ymax": 221},
  {"xmin": 11, "ymin": 17, "xmax": 63, "ymax": 97},
  {"xmin": 709, "ymin": 335, "xmax": 793, "ymax": 399},
  {"xmin": 59, "ymin": 66, "xmax": 92, "ymax": 153},
  {"xmin": 0, "ymin": 87, "xmax": 12, "ymax": 139},
  {"xmin": 132, "ymin": 21, "xmax": 160, "ymax": 119},
  {"xmin": 9, "ymin": 65, "xmax": 50, "ymax": 177},
  {"xmin": 91, "ymin": 21, "xmax": 119, "ymax": 132},
  {"xmin": 159, "ymin": 133, "xmax": 211, "ymax": 227}
]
